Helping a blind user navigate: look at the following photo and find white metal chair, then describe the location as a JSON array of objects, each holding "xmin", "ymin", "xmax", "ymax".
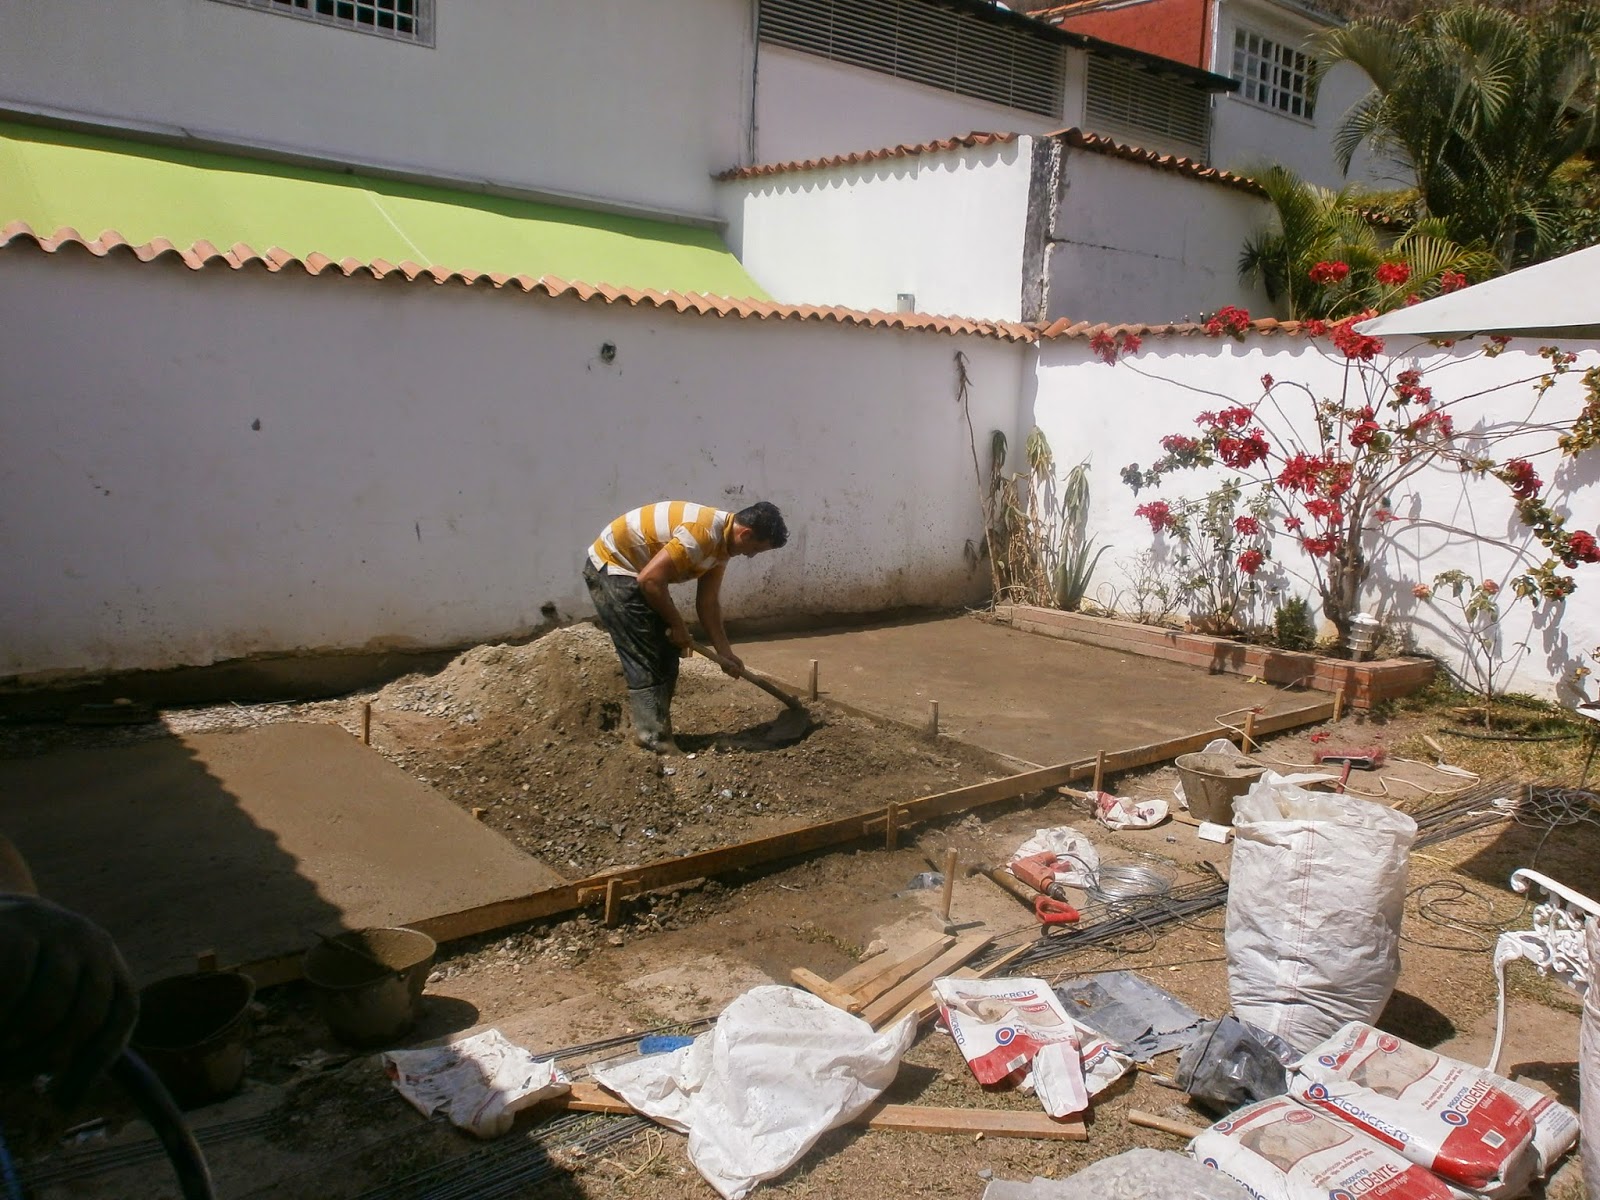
[{"xmin": 1488, "ymin": 868, "xmax": 1600, "ymax": 1073}]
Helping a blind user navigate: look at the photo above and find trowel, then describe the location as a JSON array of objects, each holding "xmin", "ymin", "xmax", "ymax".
[{"xmin": 690, "ymin": 640, "xmax": 814, "ymax": 746}]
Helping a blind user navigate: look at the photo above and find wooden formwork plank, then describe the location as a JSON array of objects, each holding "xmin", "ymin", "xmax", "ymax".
[
  {"xmin": 831, "ymin": 931, "xmax": 953, "ymax": 995},
  {"xmin": 861, "ymin": 934, "xmax": 992, "ymax": 1028},
  {"xmin": 557, "ymin": 1082, "xmax": 1086, "ymax": 1141},
  {"xmin": 236, "ymin": 700, "xmax": 1331, "ymax": 987}
]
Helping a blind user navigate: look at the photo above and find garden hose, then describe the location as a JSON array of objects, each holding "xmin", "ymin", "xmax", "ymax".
[{"xmin": 109, "ymin": 1051, "xmax": 216, "ymax": 1200}]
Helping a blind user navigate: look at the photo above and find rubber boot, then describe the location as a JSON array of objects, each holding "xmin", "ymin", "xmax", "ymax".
[
  {"xmin": 627, "ymin": 686, "xmax": 676, "ymax": 754},
  {"xmin": 654, "ymin": 682, "xmax": 677, "ymax": 748}
]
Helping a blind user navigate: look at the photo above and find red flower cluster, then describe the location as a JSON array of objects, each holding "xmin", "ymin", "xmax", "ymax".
[
  {"xmin": 1565, "ymin": 529, "xmax": 1600, "ymax": 565},
  {"xmin": 1438, "ymin": 270, "xmax": 1468, "ymax": 293},
  {"xmin": 1089, "ymin": 329, "xmax": 1142, "ymax": 364},
  {"xmin": 1233, "ymin": 516, "xmax": 1262, "ymax": 536},
  {"xmin": 1349, "ymin": 420, "xmax": 1380, "ymax": 447},
  {"xmin": 1162, "ymin": 434, "xmax": 1202, "ymax": 456},
  {"xmin": 1412, "ymin": 410, "xmax": 1454, "ymax": 439},
  {"xmin": 1260, "ymin": 374, "xmax": 1275, "ymax": 390},
  {"xmin": 1499, "ymin": 458, "xmax": 1542, "ymax": 501},
  {"xmin": 1237, "ymin": 548, "xmax": 1266, "ymax": 575},
  {"xmin": 1203, "ymin": 306, "xmax": 1252, "ymax": 339},
  {"xmin": 1309, "ymin": 260, "xmax": 1350, "ymax": 285},
  {"xmin": 1284, "ymin": 517, "xmax": 1303, "ymax": 532},
  {"xmin": 1277, "ymin": 452, "xmax": 1325, "ymax": 492},
  {"xmin": 1330, "ymin": 315, "xmax": 1384, "ymax": 362},
  {"xmin": 1305, "ymin": 319, "xmax": 1329, "ymax": 337},
  {"xmin": 1301, "ymin": 534, "xmax": 1339, "ymax": 558},
  {"xmin": 1218, "ymin": 431, "xmax": 1271, "ymax": 469},
  {"xmin": 1375, "ymin": 261, "xmax": 1411, "ymax": 286},
  {"xmin": 1393, "ymin": 369, "xmax": 1433, "ymax": 407},
  {"xmin": 1134, "ymin": 500, "xmax": 1176, "ymax": 533},
  {"xmin": 1197, "ymin": 406, "xmax": 1255, "ymax": 430},
  {"xmin": 1305, "ymin": 497, "xmax": 1343, "ymax": 524}
]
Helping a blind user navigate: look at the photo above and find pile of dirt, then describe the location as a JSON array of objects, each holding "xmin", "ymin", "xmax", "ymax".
[{"xmin": 368, "ymin": 625, "xmax": 1009, "ymax": 879}]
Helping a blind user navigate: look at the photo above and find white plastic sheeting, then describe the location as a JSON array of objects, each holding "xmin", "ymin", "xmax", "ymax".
[{"xmin": 590, "ymin": 986, "xmax": 914, "ymax": 1200}]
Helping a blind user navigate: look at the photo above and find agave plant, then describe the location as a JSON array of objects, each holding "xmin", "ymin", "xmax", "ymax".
[{"xmin": 1053, "ymin": 459, "xmax": 1109, "ymax": 611}]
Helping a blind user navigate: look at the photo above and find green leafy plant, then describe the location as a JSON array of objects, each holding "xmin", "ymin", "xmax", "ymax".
[
  {"xmin": 1053, "ymin": 459, "xmax": 1109, "ymax": 611},
  {"xmin": 1273, "ymin": 595, "xmax": 1317, "ymax": 651}
]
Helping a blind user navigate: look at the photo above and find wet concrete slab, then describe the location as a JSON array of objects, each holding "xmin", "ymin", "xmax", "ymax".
[
  {"xmin": 1, "ymin": 722, "xmax": 566, "ymax": 982},
  {"xmin": 740, "ymin": 613, "xmax": 1313, "ymax": 768}
]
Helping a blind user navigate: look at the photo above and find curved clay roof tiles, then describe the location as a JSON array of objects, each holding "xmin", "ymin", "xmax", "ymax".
[{"xmin": 0, "ymin": 221, "xmax": 1036, "ymax": 342}]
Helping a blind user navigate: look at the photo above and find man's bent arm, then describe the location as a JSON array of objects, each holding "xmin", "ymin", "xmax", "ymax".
[{"xmin": 636, "ymin": 547, "xmax": 693, "ymax": 649}]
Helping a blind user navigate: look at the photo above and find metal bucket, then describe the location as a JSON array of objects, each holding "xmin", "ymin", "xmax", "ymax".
[
  {"xmin": 130, "ymin": 970, "xmax": 255, "ymax": 1109},
  {"xmin": 1174, "ymin": 751, "xmax": 1265, "ymax": 825},
  {"xmin": 302, "ymin": 927, "xmax": 436, "ymax": 1047}
]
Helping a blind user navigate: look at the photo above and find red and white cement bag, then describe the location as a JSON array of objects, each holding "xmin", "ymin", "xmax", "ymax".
[
  {"xmin": 1191, "ymin": 1096, "xmax": 1456, "ymax": 1200},
  {"xmin": 1289, "ymin": 1023, "xmax": 1537, "ymax": 1196},
  {"xmin": 932, "ymin": 976, "xmax": 1130, "ymax": 1093},
  {"xmin": 1492, "ymin": 1073, "xmax": 1580, "ymax": 1176}
]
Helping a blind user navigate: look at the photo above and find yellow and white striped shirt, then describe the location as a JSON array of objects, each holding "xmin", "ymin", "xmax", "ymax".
[{"xmin": 588, "ymin": 502, "xmax": 735, "ymax": 579}]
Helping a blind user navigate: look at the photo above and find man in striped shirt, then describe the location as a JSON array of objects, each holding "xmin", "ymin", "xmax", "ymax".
[{"xmin": 583, "ymin": 500, "xmax": 788, "ymax": 752}]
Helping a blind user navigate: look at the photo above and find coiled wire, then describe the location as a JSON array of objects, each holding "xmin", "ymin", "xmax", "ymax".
[{"xmin": 1083, "ymin": 862, "xmax": 1174, "ymax": 905}]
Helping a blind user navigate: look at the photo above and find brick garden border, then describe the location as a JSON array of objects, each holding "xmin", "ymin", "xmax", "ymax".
[{"xmin": 1000, "ymin": 605, "xmax": 1435, "ymax": 710}]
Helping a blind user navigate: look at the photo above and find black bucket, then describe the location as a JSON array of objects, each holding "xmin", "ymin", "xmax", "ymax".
[
  {"xmin": 130, "ymin": 970, "xmax": 255, "ymax": 1109},
  {"xmin": 302, "ymin": 927, "xmax": 436, "ymax": 1047}
]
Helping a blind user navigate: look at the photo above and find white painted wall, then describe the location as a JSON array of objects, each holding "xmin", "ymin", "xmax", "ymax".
[
  {"xmin": 1048, "ymin": 147, "xmax": 1273, "ymax": 324},
  {"xmin": 1209, "ymin": 0, "xmax": 1394, "ymax": 190},
  {"xmin": 1032, "ymin": 335, "xmax": 1600, "ymax": 700},
  {"xmin": 0, "ymin": 0, "xmax": 752, "ymax": 219},
  {"xmin": 719, "ymin": 137, "xmax": 1036, "ymax": 320},
  {"xmin": 754, "ymin": 45, "xmax": 1064, "ymax": 165},
  {"xmin": 0, "ymin": 251, "xmax": 1021, "ymax": 679}
]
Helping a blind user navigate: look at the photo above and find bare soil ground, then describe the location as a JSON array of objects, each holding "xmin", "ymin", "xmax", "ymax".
[{"xmin": 6, "ymin": 625, "xmax": 1599, "ymax": 1200}]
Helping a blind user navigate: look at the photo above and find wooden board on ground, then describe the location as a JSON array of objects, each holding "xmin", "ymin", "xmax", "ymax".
[
  {"xmin": 860, "ymin": 933, "xmax": 992, "ymax": 1028},
  {"xmin": 557, "ymin": 1082, "xmax": 1086, "ymax": 1141}
]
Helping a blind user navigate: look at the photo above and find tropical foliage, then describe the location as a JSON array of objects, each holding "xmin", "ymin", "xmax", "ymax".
[
  {"xmin": 1321, "ymin": 3, "xmax": 1600, "ymax": 268},
  {"xmin": 1238, "ymin": 166, "xmax": 1498, "ymax": 320}
]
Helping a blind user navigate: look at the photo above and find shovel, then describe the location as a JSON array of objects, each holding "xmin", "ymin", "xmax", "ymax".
[{"xmin": 690, "ymin": 640, "xmax": 814, "ymax": 745}]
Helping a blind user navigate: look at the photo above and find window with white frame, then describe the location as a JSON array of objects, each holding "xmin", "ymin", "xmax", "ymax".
[
  {"xmin": 1231, "ymin": 27, "xmax": 1315, "ymax": 119},
  {"xmin": 211, "ymin": 0, "xmax": 434, "ymax": 46}
]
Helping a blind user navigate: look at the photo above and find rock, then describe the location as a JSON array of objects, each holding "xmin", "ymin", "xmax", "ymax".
[
  {"xmin": 607, "ymin": 933, "xmax": 625, "ymax": 946},
  {"xmin": 861, "ymin": 939, "xmax": 889, "ymax": 960}
]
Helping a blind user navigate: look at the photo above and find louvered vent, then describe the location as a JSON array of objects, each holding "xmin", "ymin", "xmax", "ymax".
[
  {"xmin": 1084, "ymin": 55, "xmax": 1210, "ymax": 159},
  {"xmin": 760, "ymin": 0, "xmax": 1064, "ymax": 119}
]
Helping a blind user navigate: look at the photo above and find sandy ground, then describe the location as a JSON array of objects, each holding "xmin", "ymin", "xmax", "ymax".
[{"xmin": 5, "ymin": 620, "xmax": 1598, "ymax": 1199}]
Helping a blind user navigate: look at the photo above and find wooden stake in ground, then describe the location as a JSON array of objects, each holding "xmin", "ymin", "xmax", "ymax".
[
  {"xmin": 938, "ymin": 848, "xmax": 958, "ymax": 931},
  {"xmin": 1092, "ymin": 750, "xmax": 1106, "ymax": 795},
  {"xmin": 1241, "ymin": 710, "xmax": 1256, "ymax": 754},
  {"xmin": 808, "ymin": 659, "xmax": 819, "ymax": 701},
  {"xmin": 361, "ymin": 702, "xmax": 372, "ymax": 746},
  {"xmin": 927, "ymin": 701, "xmax": 939, "ymax": 737}
]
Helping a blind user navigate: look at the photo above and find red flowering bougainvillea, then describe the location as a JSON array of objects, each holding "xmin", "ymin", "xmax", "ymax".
[
  {"xmin": 1113, "ymin": 304, "xmax": 1600, "ymax": 648},
  {"xmin": 1309, "ymin": 260, "xmax": 1351, "ymax": 285}
]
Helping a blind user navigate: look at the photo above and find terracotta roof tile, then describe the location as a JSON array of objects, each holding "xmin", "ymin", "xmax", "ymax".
[
  {"xmin": 1037, "ymin": 315, "xmax": 1312, "ymax": 339},
  {"xmin": 0, "ymin": 222, "xmax": 1036, "ymax": 343},
  {"xmin": 1051, "ymin": 127, "xmax": 1264, "ymax": 195},
  {"xmin": 714, "ymin": 132, "xmax": 1020, "ymax": 182}
]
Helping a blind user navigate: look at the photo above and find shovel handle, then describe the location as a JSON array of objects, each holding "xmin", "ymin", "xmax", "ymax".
[{"xmin": 690, "ymin": 641, "xmax": 805, "ymax": 711}]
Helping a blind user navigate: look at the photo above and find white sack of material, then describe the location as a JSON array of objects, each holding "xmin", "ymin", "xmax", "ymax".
[
  {"xmin": 1226, "ymin": 772, "xmax": 1416, "ymax": 1051},
  {"xmin": 590, "ymin": 985, "xmax": 913, "ymax": 1200},
  {"xmin": 382, "ymin": 1029, "xmax": 569, "ymax": 1138},
  {"xmin": 982, "ymin": 1149, "xmax": 1250, "ymax": 1199}
]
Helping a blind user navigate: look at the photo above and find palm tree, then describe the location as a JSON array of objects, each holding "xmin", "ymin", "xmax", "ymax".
[
  {"xmin": 1321, "ymin": 3, "xmax": 1600, "ymax": 268},
  {"xmin": 1239, "ymin": 165, "xmax": 1497, "ymax": 320}
]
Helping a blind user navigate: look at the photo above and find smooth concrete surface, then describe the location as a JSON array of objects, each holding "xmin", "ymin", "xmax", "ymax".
[
  {"xmin": 741, "ymin": 613, "xmax": 1312, "ymax": 768},
  {"xmin": 1, "ymin": 722, "xmax": 564, "ymax": 982}
]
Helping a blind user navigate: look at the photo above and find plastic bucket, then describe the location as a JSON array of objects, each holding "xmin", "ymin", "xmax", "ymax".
[
  {"xmin": 1174, "ymin": 751, "xmax": 1266, "ymax": 825},
  {"xmin": 131, "ymin": 970, "xmax": 255, "ymax": 1109},
  {"xmin": 302, "ymin": 927, "xmax": 436, "ymax": 1047}
]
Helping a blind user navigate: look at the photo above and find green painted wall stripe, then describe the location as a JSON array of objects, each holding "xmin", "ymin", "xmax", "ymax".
[{"xmin": 0, "ymin": 121, "xmax": 768, "ymax": 299}]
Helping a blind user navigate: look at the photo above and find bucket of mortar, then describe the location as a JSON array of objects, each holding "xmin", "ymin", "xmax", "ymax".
[
  {"xmin": 302, "ymin": 927, "xmax": 436, "ymax": 1047},
  {"xmin": 130, "ymin": 970, "xmax": 255, "ymax": 1109},
  {"xmin": 1174, "ymin": 752, "xmax": 1266, "ymax": 825}
]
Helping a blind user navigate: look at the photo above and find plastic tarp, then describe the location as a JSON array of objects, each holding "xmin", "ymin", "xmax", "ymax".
[
  {"xmin": 982, "ymin": 1149, "xmax": 1249, "ymax": 1199},
  {"xmin": 589, "ymin": 986, "xmax": 913, "ymax": 1200}
]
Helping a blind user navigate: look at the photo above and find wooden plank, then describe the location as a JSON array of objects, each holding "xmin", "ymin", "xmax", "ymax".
[
  {"xmin": 861, "ymin": 934, "xmax": 992, "ymax": 1028},
  {"xmin": 876, "ymin": 941, "xmax": 1032, "ymax": 1029},
  {"xmin": 236, "ymin": 701, "xmax": 1332, "ymax": 984},
  {"xmin": 831, "ymin": 931, "xmax": 950, "ymax": 994},
  {"xmin": 848, "ymin": 935, "xmax": 959, "ymax": 1008},
  {"xmin": 557, "ymin": 1083, "xmax": 1085, "ymax": 1141},
  {"xmin": 790, "ymin": 967, "xmax": 863, "ymax": 1013},
  {"xmin": 855, "ymin": 1101, "xmax": 1086, "ymax": 1141}
]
